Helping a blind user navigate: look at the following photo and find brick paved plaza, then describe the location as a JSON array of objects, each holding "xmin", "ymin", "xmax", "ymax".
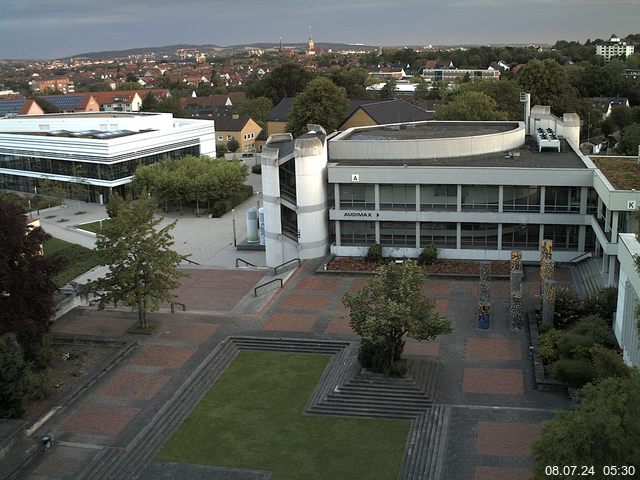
[{"xmin": 15, "ymin": 262, "xmax": 570, "ymax": 480}]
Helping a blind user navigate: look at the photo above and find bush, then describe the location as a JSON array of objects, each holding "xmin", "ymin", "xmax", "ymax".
[
  {"xmin": 211, "ymin": 200, "xmax": 232, "ymax": 218},
  {"xmin": 553, "ymin": 286, "xmax": 583, "ymax": 328},
  {"xmin": 583, "ymin": 287, "xmax": 617, "ymax": 321},
  {"xmin": 556, "ymin": 333, "xmax": 594, "ymax": 359},
  {"xmin": 251, "ymin": 164, "xmax": 262, "ymax": 174},
  {"xmin": 24, "ymin": 368, "xmax": 55, "ymax": 402},
  {"xmin": 590, "ymin": 345, "xmax": 630, "ymax": 381},
  {"xmin": 538, "ymin": 328, "xmax": 560, "ymax": 364},
  {"xmin": 358, "ymin": 339, "xmax": 405, "ymax": 376},
  {"xmin": 366, "ymin": 243, "xmax": 383, "ymax": 263},
  {"xmin": 418, "ymin": 245, "xmax": 438, "ymax": 266},
  {"xmin": 30, "ymin": 334, "xmax": 54, "ymax": 370},
  {"xmin": 210, "ymin": 185, "xmax": 254, "ymax": 218},
  {"xmin": 572, "ymin": 314, "xmax": 616, "ymax": 346},
  {"xmin": 0, "ymin": 334, "xmax": 27, "ymax": 419},
  {"xmin": 551, "ymin": 358, "xmax": 595, "ymax": 388}
]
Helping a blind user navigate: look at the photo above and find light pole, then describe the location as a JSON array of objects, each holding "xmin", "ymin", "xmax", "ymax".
[
  {"xmin": 256, "ymin": 190, "xmax": 261, "ymax": 211},
  {"xmin": 232, "ymin": 208, "xmax": 237, "ymax": 247}
]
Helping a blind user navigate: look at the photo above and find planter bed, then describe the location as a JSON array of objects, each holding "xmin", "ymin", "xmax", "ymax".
[{"xmin": 326, "ymin": 257, "xmax": 511, "ymax": 277}]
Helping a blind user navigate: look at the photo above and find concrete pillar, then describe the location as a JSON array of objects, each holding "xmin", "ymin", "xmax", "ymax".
[
  {"xmin": 498, "ymin": 185, "xmax": 504, "ymax": 213},
  {"xmin": 597, "ymin": 196, "xmax": 603, "ymax": 220},
  {"xmin": 611, "ymin": 211, "xmax": 619, "ymax": 243},
  {"xmin": 580, "ymin": 186, "xmax": 588, "ymax": 215},
  {"xmin": 334, "ymin": 183, "xmax": 340, "ymax": 208},
  {"xmin": 374, "ymin": 184, "xmax": 380, "ymax": 211},
  {"xmin": 497, "ymin": 224, "xmax": 503, "ymax": 251},
  {"xmin": 578, "ymin": 225, "xmax": 586, "ymax": 252},
  {"xmin": 415, "ymin": 185, "xmax": 420, "ymax": 212},
  {"xmin": 335, "ymin": 220, "xmax": 341, "ymax": 247},
  {"xmin": 415, "ymin": 222, "xmax": 420, "ymax": 249},
  {"xmin": 608, "ymin": 255, "xmax": 616, "ymax": 287},
  {"xmin": 457, "ymin": 184, "xmax": 462, "ymax": 212},
  {"xmin": 605, "ymin": 208, "xmax": 611, "ymax": 233},
  {"xmin": 539, "ymin": 186, "xmax": 546, "ymax": 214},
  {"xmin": 602, "ymin": 253, "xmax": 608, "ymax": 274},
  {"xmin": 375, "ymin": 221, "xmax": 380, "ymax": 244},
  {"xmin": 261, "ymin": 146, "xmax": 284, "ymax": 268},
  {"xmin": 456, "ymin": 222, "xmax": 461, "ymax": 250}
]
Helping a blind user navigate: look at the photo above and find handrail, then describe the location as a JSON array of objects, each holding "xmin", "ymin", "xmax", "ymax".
[
  {"xmin": 254, "ymin": 278, "xmax": 283, "ymax": 296},
  {"xmin": 274, "ymin": 258, "xmax": 300, "ymax": 275},
  {"xmin": 170, "ymin": 301, "xmax": 186, "ymax": 313},
  {"xmin": 569, "ymin": 251, "xmax": 592, "ymax": 264},
  {"xmin": 182, "ymin": 257, "xmax": 200, "ymax": 266},
  {"xmin": 236, "ymin": 257, "xmax": 257, "ymax": 268}
]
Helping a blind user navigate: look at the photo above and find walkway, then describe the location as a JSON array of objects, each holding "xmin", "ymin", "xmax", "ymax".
[{"xmin": 12, "ymin": 260, "xmax": 572, "ymax": 480}]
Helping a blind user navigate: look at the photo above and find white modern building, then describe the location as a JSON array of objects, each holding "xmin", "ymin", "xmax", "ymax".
[
  {"xmin": 595, "ymin": 34, "xmax": 635, "ymax": 61},
  {"xmin": 614, "ymin": 233, "xmax": 640, "ymax": 366},
  {"xmin": 0, "ymin": 112, "xmax": 215, "ymax": 203}
]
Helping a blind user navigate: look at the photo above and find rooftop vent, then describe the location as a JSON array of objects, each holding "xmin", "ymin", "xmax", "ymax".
[{"xmin": 535, "ymin": 127, "xmax": 560, "ymax": 152}]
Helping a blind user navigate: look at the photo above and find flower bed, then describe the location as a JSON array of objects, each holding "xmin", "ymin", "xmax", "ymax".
[{"xmin": 328, "ymin": 257, "xmax": 510, "ymax": 276}]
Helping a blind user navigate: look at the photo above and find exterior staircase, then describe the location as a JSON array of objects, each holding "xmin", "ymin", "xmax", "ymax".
[{"xmin": 573, "ymin": 257, "xmax": 605, "ymax": 297}]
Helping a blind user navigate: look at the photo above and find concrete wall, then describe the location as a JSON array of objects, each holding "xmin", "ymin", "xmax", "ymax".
[
  {"xmin": 615, "ymin": 233, "xmax": 640, "ymax": 366},
  {"xmin": 260, "ymin": 146, "xmax": 284, "ymax": 267}
]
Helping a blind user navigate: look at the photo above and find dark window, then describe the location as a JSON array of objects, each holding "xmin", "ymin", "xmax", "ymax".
[
  {"xmin": 340, "ymin": 221, "xmax": 376, "ymax": 245},
  {"xmin": 502, "ymin": 224, "xmax": 540, "ymax": 250},
  {"xmin": 339, "ymin": 184, "xmax": 374, "ymax": 209},
  {"xmin": 461, "ymin": 223, "xmax": 499, "ymax": 249},
  {"xmin": 502, "ymin": 186, "xmax": 540, "ymax": 212},
  {"xmin": 281, "ymin": 205, "xmax": 298, "ymax": 240},
  {"xmin": 420, "ymin": 185, "xmax": 457, "ymax": 210},
  {"xmin": 380, "ymin": 221, "xmax": 416, "ymax": 247},
  {"xmin": 379, "ymin": 184, "xmax": 416, "ymax": 210},
  {"xmin": 462, "ymin": 185, "xmax": 499, "ymax": 211},
  {"xmin": 544, "ymin": 224, "xmax": 579, "ymax": 250},
  {"xmin": 545, "ymin": 187, "xmax": 580, "ymax": 213},
  {"xmin": 420, "ymin": 222, "xmax": 457, "ymax": 247}
]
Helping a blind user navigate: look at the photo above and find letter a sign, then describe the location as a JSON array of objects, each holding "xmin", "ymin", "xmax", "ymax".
[{"xmin": 351, "ymin": 174, "xmax": 360, "ymax": 182}]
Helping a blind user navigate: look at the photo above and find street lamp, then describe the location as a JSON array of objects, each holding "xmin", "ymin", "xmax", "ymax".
[{"xmin": 232, "ymin": 208, "xmax": 237, "ymax": 247}]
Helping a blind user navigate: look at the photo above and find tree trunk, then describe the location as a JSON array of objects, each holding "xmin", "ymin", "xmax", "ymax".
[
  {"xmin": 196, "ymin": 199, "xmax": 200, "ymax": 217},
  {"xmin": 138, "ymin": 305, "xmax": 145, "ymax": 328}
]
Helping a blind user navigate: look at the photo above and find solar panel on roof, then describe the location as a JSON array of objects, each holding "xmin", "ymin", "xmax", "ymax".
[
  {"xmin": 0, "ymin": 99, "xmax": 26, "ymax": 116},
  {"xmin": 42, "ymin": 95, "xmax": 84, "ymax": 109}
]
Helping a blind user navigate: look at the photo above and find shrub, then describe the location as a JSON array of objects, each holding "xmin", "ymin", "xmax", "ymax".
[
  {"xmin": 251, "ymin": 164, "xmax": 262, "ymax": 174},
  {"xmin": 24, "ymin": 368, "xmax": 55, "ymax": 402},
  {"xmin": 30, "ymin": 334, "xmax": 54, "ymax": 370},
  {"xmin": 418, "ymin": 245, "xmax": 438, "ymax": 266},
  {"xmin": 211, "ymin": 200, "xmax": 231, "ymax": 218},
  {"xmin": 537, "ymin": 328, "xmax": 561, "ymax": 364},
  {"xmin": 366, "ymin": 243, "xmax": 383, "ymax": 263},
  {"xmin": 583, "ymin": 287, "xmax": 617, "ymax": 321},
  {"xmin": 572, "ymin": 314, "xmax": 616, "ymax": 346},
  {"xmin": 358, "ymin": 339, "xmax": 406, "ymax": 376},
  {"xmin": 0, "ymin": 334, "xmax": 27, "ymax": 419},
  {"xmin": 551, "ymin": 358, "xmax": 595, "ymax": 388},
  {"xmin": 556, "ymin": 333, "xmax": 594, "ymax": 359},
  {"xmin": 553, "ymin": 286, "xmax": 583, "ymax": 328},
  {"xmin": 590, "ymin": 345, "xmax": 630, "ymax": 380}
]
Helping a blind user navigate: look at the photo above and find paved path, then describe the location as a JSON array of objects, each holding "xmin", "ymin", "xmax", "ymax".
[{"xmin": 14, "ymin": 261, "xmax": 572, "ymax": 480}]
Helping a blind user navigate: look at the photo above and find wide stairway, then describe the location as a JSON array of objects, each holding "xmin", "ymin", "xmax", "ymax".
[{"xmin": 573, "ymin": 257, "xmax": 605, "ymax": 297}]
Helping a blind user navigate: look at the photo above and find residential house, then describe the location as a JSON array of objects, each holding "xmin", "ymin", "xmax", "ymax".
[
  {"xmin": 0, "ymin": 98, "xmax": 44, "ymax": 116},
  {"xmin": 595, "ymin": 35, "xmax": 635, "ymax": 62},
  {"xmin": 215, "ymin": 115, "xmax": 262, "ymax": 152},
  {"xmin": 589, "ymin": 97, "xmax": 630, "ymax": 119},
  {"xmin": 338, "ymin": 99, "xmax": 434, "ymax": 130},
  {"xmin": 40, "ymin": 94, "xmax": 100, "ymax": 113},
  {"xmin": 29, "ymin": 77, "xmax": 75, "ymax": 94}
]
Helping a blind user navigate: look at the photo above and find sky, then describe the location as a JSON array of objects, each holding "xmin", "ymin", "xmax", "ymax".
[{"xmin": 1, "ymin": 0, "xmax": 639, "ymax": 60}]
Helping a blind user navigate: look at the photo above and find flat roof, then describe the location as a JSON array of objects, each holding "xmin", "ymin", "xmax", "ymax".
[
  {"xmin": 591, "ymin": 156, "xmax": 640, "ymax": 190},
  {"xmin": 342, "ymin": 121, "xmax": 519, "ymax": 141},
  {"xmin": 0, "ymin": 129, "xmax": 144, "ymax": 140},
  {"xmin": 329, "ymin": 136, "xmax": 587, "ymax": 169},
  {"xmin": 5, "ymin": 112, "xmax": 161, "ymax": 119}
]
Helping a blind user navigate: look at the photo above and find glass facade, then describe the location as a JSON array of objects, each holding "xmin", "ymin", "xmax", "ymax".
[
  {"xmin": 544, "ymin": 186, "xmax": 580, "ymax": 213},
  {"xmin": 502, "ymin": 186, "xmax": 540, "ymax": 212},
  {"xmin": 379, "ymin": 184, "xmax": 416, "ymax": 210},
  {"xmin": 420, "ymin": 185, "xmax": 457, "ymax": 210},
  {"xmin": 281, "ymin": 205, "xmax": 298, "ymax": 240},
  {"xmin": 461, "ymin": 185, "xmax": 499, "ymax": 211},
  {"xmin": 340, "ymin": 221, "xmax": 376, "ymax": 245},
  {"xmin": 339, "ymin": 184, "xmax": 374, "ymax": 209},
  {"xmin": 502, "ymin": 223, "xmax": 540, "ymax": 249},
  {"xmin": 544, "ymin": 224, "xmax": 579, "ymax": 250},
  {"xmin": 420, "ymin": 222, "xmax": 457, "ymax": 247},
  {"xmin": 380, "ymin": 221, "xmax": 416, "ymax": 246},
  {"xmin": 461, "ymin": 223, "xmax": 499, "ymax": 249}
]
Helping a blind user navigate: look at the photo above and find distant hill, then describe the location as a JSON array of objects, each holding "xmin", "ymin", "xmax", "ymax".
[{"xmin": 66, "ymin": 42, "xmax": 378, "ymax": 60}]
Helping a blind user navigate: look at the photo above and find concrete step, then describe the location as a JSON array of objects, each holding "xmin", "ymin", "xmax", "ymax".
[
  {"xmin": 325, "ymin": 394, "xmax": 429, "ymax": 410},
  {"xmin": 310, "ymin": 404, "xmax": 419, "ymax": 419},
  {"xmin": 335, "ymin": 385, "xmax": 429, "ymax": 401}
]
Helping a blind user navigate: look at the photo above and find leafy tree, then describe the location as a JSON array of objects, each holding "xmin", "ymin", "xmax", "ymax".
[
  {"xmin": 227, "ymin": 137, "xmax": 240, "ymax": 153},
  {"xmin": 235, "ymin": 96, "xmax": 273, "ymax": 129},
  {"xmin": 343, "ymin": 261, "xmax": 453, "ymax": 375},
  {"xmin": 0, "ymin": 333, "xmax": 27, "ymax": 419},
  {"xmin": 117, "ymin": 82, "xmax": 143, "ymax": 91},
  {"xmin": 414, "ymin": 78, "xmax": 431, "ymax": 101},
  {"xmin": 140, "ymin": 91, "xmax": 159, "ymax": 112},
  {"xmin": 85, "ymin": 196, "xmax": 187, "ymax": 328},
  {"xmin": 459, "ymin": 79, "xmax": 523, "ymax": 121},
  {"xmin": 247, "ymin": 63, "xmax": 315, "ymax": 104},
  {"xmin": 379, "ymin": 79, "xmax": 397, "ymax": 100},
  {"xmin": 610, "ymin": 106, "xmax": 633, "ymax": 131},
  {"xmin": 286, "ymin": 77, "xmax": 349, "ymax": 137},
  {"xmin": 436, "ymin": 91, "xmax": 509, "ymax": 121},
  {"xmin": 518, "ymin": 59, "xmax": 578, "ymax": 115},
  {"xmin": 531, "ymin": 371, "xmax": 640, "ymax": 478},
  {"xmin": 618, "ymin": 123, "xmax": 640, "ymax": 156},
  {"xmin": 0, "ymin": 199, "xmax": 62, "ymax": 359},
  {"xmin": 330, "ymin": 67, "xmax": 369, "ymax": 98}
]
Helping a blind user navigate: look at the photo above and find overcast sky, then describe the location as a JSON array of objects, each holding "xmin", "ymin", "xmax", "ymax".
[{"xmin": 1, "ymin": 0, "xmax": 638, "ymax": 59}]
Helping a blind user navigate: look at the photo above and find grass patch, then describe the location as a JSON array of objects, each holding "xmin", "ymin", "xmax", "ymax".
[
  {"xmin": 157, "ymin": 351, "xmax": 410, "ymax": 480},
  {"xmin": 76, "ymin": 219, "xmax": 112, "ymax": 233},
  {"xmin": 127, "ymin": 322, "xmax": 159, "ymax": 335},
  {"xmin": 43, "ymin": 237, "xmax": 103, "ymax": 287},
  {"xmin": 592, "ymin": 156, "xmax": 640, "ymax": 190}
]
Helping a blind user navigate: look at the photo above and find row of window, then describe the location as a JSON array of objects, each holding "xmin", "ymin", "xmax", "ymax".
[
  {"xmin": 338, "ymin": 184, "xmax": 594, "ymax": 213},
  {"xmin": 0, "ymin": 146, "xmax": 200, "ymax": 181},
  {"xmin": 339, "ymin": 222, "xmax": 580, "ymax": 250}
]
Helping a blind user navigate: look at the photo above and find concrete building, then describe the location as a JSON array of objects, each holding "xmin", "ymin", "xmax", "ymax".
[
  {"xmin": 421, "ymin": 67, "xmax": 500, "ymax": 83},
  {"xmin": 0, "ymin": 98, "xmax": 44, "ymax": 116},
  {"xmin": 613, "ymin": 233, "xmax": 640, "ymax": 366},
  {"xmin": 595, "ymin": 34, "xmax": 635, "ymax": 61},
  {"xmin": 0, "ymin": 112, "xmax": 215, "ymax": 203},
  {"xmin": 214, "ymin": 115, "xmax": 262, "ymax": 153}
]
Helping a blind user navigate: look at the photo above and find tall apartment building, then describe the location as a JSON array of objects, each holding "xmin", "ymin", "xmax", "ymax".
[{"xmin": 595, "ymin": 34, "xmax": 635, "ymax": 61}]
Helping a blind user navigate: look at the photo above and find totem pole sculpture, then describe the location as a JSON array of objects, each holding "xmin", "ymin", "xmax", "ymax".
[
  {"xmin": 477, "ymin": 262, "xmax": 491, "ymax": 330},
  {"xmin": 539, "ymin": 239, "xmax": 556, "ymax": 328},
  {"xmin": 509, "ymin": 250, "xmax": 523, "ymax": 330}
]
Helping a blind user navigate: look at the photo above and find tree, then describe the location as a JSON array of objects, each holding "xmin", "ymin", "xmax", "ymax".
[
  {"xmin": 0, "ymin": 333, "xmax": 27, "ymax": 419},
  {"xmin": 84, "ymin": 196, "xmax": 188, "ymax": 328},
  {"xmin": 0, "ymin": 200, "xmax": 62, "ymax": 358},
  {"xmin": 435, "ymin": 91, "xmax": 509, "ymax": 121},
  {"xmin": 226, "ymin": 136, "xmax": 240, "ymax": 153},
  {"xmin": 618, "ymin": 123, "xmax": 640, "ymax": 156},
  {"xmin": 379, "ymin": 79, "xmax": 397, "ymax": 100},
  {"xmin": 247, "ymin": 63, "xmax": 315, "ymax": 104},
  {"xmin": 140, "ymin": 91, "xmax": 159, "ymax": 112},
  {"xmin": 531, "ymin": 371, "xmax": 640, "ymax": 478},
  {"xmin": 235, "ymin": 96, "xmax": 273, "ymax": 129},
  {"xmin": 518, "ymin": 59, "xmax": 578, "ymax": 115},
  {"xmin": 414, "ymin": 78, "xmax": 431, "ymax": 101},
  {"xmin": 330, "ymin": 67, "xmax": 369, "ymax": 98},
  {"xmin": 343, "ymin": 261, "xmax": 453, "ymax": 375},
  {"xmin": 286, "ymin": 77, "xmax": 349, "ymax": 137},
  {"xmin": 459, "ymin": 79, "xmax": 524, "ymax": 121}
]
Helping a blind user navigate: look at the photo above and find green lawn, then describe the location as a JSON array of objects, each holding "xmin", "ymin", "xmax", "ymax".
[
  {"xmin": 157, "ymin": 351, "xmax": 410, "ymax": 480},
  {"xmin": 43, "ymin": 237, "xmax": 104, "ymax": 286},
  {"xmin": 76, "ymin": 219, "xmax": 112, "ymax": 233}
]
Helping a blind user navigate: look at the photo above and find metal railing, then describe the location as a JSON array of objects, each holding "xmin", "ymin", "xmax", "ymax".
[
  {"xmin": 569, "ymin": 251, "xmax": 593, "ymax": 264},
  {"xmin": 182, "ymin": 257, "xmax": 200, "ymax": 266},
  {"xmin": 235, "ymin": 258, "xmax": 257, "ymax": 268},
  {"xmin": 274, "ymin": 258, "xmax": 300, "ymax": 275},
  {"xmin": 170, "ymin": 302, "xmax": 186, "ymax": 313},
  {"xmin": 254, "ymin": 278, "xmax": 283, "ymax": 296}
]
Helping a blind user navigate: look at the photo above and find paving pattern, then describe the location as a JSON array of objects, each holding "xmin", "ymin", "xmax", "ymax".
[{"xmin": 16, "ymin": 262, "xmax": 573, "ymax": 480}]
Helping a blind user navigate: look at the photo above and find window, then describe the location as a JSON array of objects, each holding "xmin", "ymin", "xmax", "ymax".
[
  {"xmin": 544, "ymin": 225, "xmax": 578, "ymax": 250},
  {"xmin": 380, "ymin": 222, "xmax": 416, "ymax": 247},
  {"xmin": 217, "ymin": 136, "xmax": 224, "ymax": 141},
  {"xmin": 586, "ymin": 188, "xmax": 598, "ymax": 215},
  {"xmin": 461, "ymin": 185, "xmax": 499, "ymax": 211},
  {"xmin": 544, "ymin": 187, "xmax": 580, "ymax": 213},
  {"xmin": 461, "ymin": 223, "xmax": 498, "ymax": 249},
  {"xmin": 420, "ymin": 185, "xmax": 457, "ymax": 210},
  {"xmin": 502, "ymin": 186, "xmax": 540, "ymax": 212},
  {"xmin": 339, "ymin": 184, "xmax": 375, "ymax": 210},
  {"xmin": 341, "ymin": 221, "xmax": 376, "ymax": 245},
  {"xmin": 379, "ymin": 184, "xmax": 416, "ymax": 210},
  {"xmin": 502, "ymin": 224, "xmax": 540, "ymax": 250},
  {"xmin": 420, "ymin": 222, "xmax": 457, "ymax": 247},
  {"xmin": 227, "ymin": 135, "xmax": 233, "ymax": 141}
]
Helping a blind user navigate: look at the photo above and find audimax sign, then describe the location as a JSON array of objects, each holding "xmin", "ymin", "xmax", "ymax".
[{"xmin": 343, "ymin": 211, "xmax": 380, "ymax": 218}]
